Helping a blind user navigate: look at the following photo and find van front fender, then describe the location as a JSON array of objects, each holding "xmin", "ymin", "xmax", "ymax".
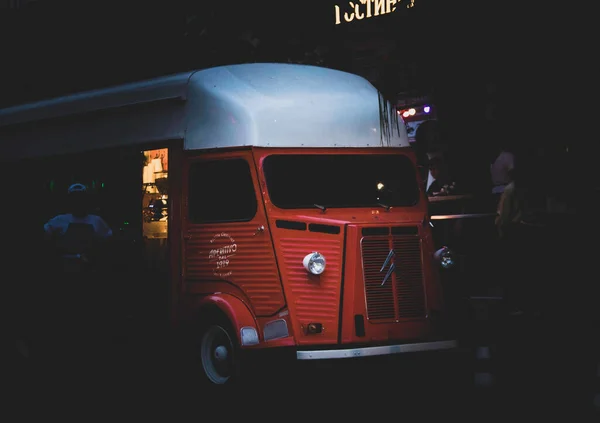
[{"xmin": 197, "ymin": 293, "xmax": 260, "ymax": 347}]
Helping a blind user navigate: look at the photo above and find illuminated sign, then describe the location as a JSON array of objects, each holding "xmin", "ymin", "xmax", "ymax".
[{"xmin": 334, "ymin": 0, "xmax": 415, "ymax": 25}]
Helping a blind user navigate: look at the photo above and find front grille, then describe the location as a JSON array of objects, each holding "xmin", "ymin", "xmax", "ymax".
[{"xmin": 361, "ymin": 229, "xmax": 426, "ymax": 321}]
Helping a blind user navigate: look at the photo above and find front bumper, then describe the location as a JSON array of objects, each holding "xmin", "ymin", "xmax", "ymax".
[{"xmin": 296, "ymin": 339, "xmax": 458, "ymax": 360}]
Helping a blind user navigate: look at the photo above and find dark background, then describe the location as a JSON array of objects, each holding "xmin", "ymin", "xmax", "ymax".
[
  {"xmin": 1, "ymin": 2, "xmax": 598, "ymax": 415},
  {"xmin": 0, "ymin": 0, "xmax": 588, "ymax": 186}
]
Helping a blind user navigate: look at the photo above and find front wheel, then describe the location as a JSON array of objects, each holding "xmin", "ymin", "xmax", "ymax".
[{"xmin": 199, "ymin": 323, "xmax": 239, "ymax": 385}]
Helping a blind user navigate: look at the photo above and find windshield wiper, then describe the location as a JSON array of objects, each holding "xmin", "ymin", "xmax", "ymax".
[
  {"xmin": 377, "ymin": 202, "xmax": 391, "ymax": 211},
  {"xmin": 314, "ymin": 204, "xmax": 327, "ymax": 212}
]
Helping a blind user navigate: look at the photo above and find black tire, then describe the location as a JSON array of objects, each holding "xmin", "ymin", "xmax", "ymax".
[{"xmin": 193, "ymin": 314, "xmax": 242, "ymax": 387}]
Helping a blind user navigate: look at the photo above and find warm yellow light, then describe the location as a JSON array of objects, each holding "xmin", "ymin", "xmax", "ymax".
[
  {"xmin": 334, "ymin": 0, "xmax": 403, "ymax": 25},
  {"xmin": 377, "ymin": 182, "xmax": 384, "ymax": 190}
]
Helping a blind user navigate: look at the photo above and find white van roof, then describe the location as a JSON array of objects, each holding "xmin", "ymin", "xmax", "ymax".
[
  {"xmin": 184, "ymin": 64, "xmax": 409, "ymax": 150},
  {"xmin": 0, "ymin": 63, "xmax": 409, "ymax": 160}
]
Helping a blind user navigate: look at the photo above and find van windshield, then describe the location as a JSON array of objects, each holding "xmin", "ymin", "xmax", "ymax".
[{"xmin": 262, "ymin": 154, "xmax": 420, "ymax": 209}]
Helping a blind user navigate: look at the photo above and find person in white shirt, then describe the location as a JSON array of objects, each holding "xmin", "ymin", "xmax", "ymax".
[
  {"xmin": 490, "ymin": 148, "xmax": 516, "ymax": 194},
  {"xmin": 44, "ymin": 183, "xmax": 112, "ymax": 251},
  {"xmin": 43, "ymin": 183, "xmax": 113, "ymax": 361},
  {"xmin": 44, "ymin": 182, "xmax": 114, "ymax": 275}
]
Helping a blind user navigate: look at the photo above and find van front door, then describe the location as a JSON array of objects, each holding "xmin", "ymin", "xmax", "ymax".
[{"xmin": 182, "ymin": 151, "xmax": 285, "ymax": 318}]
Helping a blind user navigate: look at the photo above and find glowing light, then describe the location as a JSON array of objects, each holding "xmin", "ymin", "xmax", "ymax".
[
  {"xmin": 377, "ymin": 182, "xmax": 384, "ymax": 190},
  {"xmin": 334, "ymin": 0, "xmax": 404, "ymax": 25},
  {"xmin": 408, "ymin": 108, "xmax": 416, "ymax": 116},
  {"xmin": 402, "ymin": 111, "xmax": 410, "ymax": 118},
  {"xmin": 424, "ymin": 106, "xmax": 431, "ymax": 113}
]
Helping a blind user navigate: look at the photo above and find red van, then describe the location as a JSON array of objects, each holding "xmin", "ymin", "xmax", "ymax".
[{"xmin": 1, "ymin": 63, "xmax": 457, "ymax": 384}]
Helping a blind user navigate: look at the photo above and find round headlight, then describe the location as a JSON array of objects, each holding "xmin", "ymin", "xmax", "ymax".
[
  {"xmin": 303, "ymin": 252, "xmax": 326, "ymax": 275},
  {"xmin": 434, "ymin": 246, "xmax": 455, "ymax": 269}
]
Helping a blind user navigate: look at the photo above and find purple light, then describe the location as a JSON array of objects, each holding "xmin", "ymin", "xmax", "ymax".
[{"xmin": 424, "ymin": 106, "xmax": 431, "ymax": 113}]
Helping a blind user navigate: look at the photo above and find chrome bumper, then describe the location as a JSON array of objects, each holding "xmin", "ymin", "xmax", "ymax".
[{"xmin": 296, "ymin": 340, "xmax": 458, "ymax": 360}]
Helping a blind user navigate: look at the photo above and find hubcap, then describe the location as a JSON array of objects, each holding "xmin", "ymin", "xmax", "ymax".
[{"xmin": 214, "ymin": 345, "xmax": 228, "ymax": 362}]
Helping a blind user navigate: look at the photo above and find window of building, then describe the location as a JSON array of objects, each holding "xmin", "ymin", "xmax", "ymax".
[
  {"xmin": 142, "ymin": 148, "xmax": 169, "ymax": 239},
  {"xmin": 188, "ymin": 159, "xmax": 257, "ymax": 223}
]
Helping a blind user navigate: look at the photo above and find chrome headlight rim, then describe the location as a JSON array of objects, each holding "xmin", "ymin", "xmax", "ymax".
[
  {"xmin": 434, "ymin": 246, "xmax": 456, "ymax": 269},
  {"xmin": 302, "ymin": 252, "xmax": 326, "ymax": 275}
]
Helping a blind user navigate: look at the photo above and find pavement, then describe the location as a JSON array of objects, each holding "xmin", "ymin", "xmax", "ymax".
[
  {"xmin": 5, "ymin": 323, "xmax": 599, "ymax": 421},
  {"xmin": 4, "ymin": 286, "xmax": 599, "ymax": 421}
]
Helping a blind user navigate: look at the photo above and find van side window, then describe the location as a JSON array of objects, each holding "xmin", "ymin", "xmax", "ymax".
[{"xmin": 188, "ymin": 159, "xmax": 258, "ymax": 223}]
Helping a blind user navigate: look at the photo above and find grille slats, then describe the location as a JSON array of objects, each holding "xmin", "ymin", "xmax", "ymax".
[{"xmin": 361, "ymin": 229, "xmax": 426, "ymax": 321}]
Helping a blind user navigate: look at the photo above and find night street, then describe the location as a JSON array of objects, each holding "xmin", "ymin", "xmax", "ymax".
[
  {"xmin": 1, "ymin": 1, "xmax": 593, "ymax": 419},
  {"xmin": 6, "ymin": 302, "xmax": 600, "ymax": 419}
]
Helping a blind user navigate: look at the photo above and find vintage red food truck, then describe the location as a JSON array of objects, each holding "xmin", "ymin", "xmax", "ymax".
[{"xmin": 1, "ymin": 63, "xmax": 457, "ymax": 384}]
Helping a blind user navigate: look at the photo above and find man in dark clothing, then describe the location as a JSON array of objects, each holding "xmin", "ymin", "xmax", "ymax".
[{"xmin": 426, "ymin": 156, "xmax": 452, "ymax": 196}]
